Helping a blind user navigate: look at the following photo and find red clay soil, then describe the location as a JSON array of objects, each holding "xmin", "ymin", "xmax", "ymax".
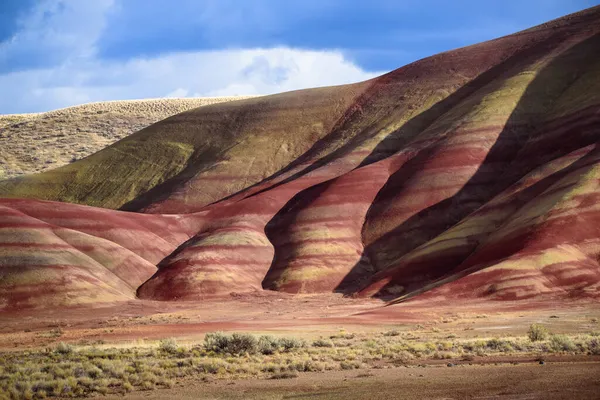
[{"xmin": 1, "ymin": 293, "xmax": 598, "ymax": 351}]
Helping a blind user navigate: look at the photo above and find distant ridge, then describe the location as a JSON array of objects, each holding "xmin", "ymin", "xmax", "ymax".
[{"xmin": 0, "ymin": 96, "xmax": 255, "ymax": 179}]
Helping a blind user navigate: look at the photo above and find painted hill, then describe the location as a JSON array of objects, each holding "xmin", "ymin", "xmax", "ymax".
[
  {"xmin": 0, "ymin": 97, "xmax": 254, "ymax": 179},
  {"xmin": 1, "ymin": 6, "xmax": 600, "ymax": 310}
]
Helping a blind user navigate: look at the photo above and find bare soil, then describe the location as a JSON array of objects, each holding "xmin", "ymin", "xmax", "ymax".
[
  {"xmin": 92, "ymin": 361, "xmax": 600, "ymax": 400},
  {"xmin": 3, "ymin": 294, "xmax": 599, "ymax": 399},
  {"xmin": 2, "ymin": 294, "xmax": 598, "ymax": 350}
]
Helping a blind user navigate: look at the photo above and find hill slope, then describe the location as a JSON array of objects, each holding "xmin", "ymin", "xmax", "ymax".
[
  {"xmin": 0, "ymin": 97, "xmax": 254, "ymax": 179},
  {"xmin": 1, "ymin": 6, "xmax": 599, "ymax": 309}
]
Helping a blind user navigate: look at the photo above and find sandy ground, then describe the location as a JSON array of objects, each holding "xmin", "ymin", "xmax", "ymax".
[{"xmin": 92, "ymin": 361, "xmax": 600, "ymax": 400}]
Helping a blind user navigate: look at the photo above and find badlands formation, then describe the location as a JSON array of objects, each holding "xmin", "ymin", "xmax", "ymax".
[{"xmin": 1, "ymin": 6, "xmax": 600, "ymax": 311}]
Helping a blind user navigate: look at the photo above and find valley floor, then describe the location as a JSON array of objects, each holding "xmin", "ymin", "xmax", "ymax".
[
  {"xmin": 2, "ymin": 296, "xmax": 599, "ymax": 399},
  {"xmin": 2, "ymin": 295, "xmax": 599, "ymax": 350},
  {"xmin": 94, "ymin": 361, "xmax": 600, "ymax": 400}
]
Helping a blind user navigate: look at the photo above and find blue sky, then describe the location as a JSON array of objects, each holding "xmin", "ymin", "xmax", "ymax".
[{"xmin": 0, "ymin": 0, "xmax": 596, "ymax": 113}]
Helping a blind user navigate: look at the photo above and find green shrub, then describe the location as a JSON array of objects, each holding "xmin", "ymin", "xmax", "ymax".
[
  {"xmin": 482, "ymin": 338, "xmax": 514, "ymax": 352},
  {"xmin": 528, "ymin": 324, "xmax": 548, "ymax": 342},
  {"xmin": 158, "ymin": 338, "xmax": 178, "ymax": 354},
  {"xmin": 195, "ymin": 359, "xmax": 227, "ymax": 374},
  {"xmin": 278, "ymin": 337, "xmax": 305, "ymax": 352},
  {"xmin": 550, "ymin": 335, "xmax": 576, "ymax": 352},
  {"xmin": 122, "ymin": 381, "xmax": 133, "ymax": 392},
  {"xmin": 55, "ymin": 342, "xmax": 73, "ymax": 355},
  {"xmin": 204, "ymin": 332, "xmax": 257, "ymax": 355},
  {"xmin": 257, "ymin": 336, "xmax": 278, "ymax": 355},
  {"xmin": 204, "ymin": 332, "xmax": 230, "ymax": 353},
  {"xmin": 228, "ymin": 333, "xmax": 257, "ymax": 355}
]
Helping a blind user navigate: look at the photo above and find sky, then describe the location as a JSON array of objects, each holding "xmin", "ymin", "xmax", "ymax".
[{"xmin": 0, "ymin": 0, "xmax": 596, "ymax": 114}]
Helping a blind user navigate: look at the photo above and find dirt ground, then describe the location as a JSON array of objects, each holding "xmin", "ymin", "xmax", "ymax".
[
  {"xmin": 91, "ymin": 361, "xmax": 600, "ymax": 400},
  {"xmin": 3, "ymin": 294, "xmax": 600, "ymax": 398},
  {"xmin": 2, "ymin": 294, "xmax": 599, "ymax": 350}
]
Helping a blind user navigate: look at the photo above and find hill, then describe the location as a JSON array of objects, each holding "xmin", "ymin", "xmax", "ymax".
[
  {"xmin": 0, "ymin": 97, "xmax": 254, "ymax": 179},
  {"xmin": 0, "ymin": 6, "xmax": 599, "ymax": 310}
]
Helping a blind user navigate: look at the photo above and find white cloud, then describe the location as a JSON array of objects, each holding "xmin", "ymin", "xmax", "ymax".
[
  {"xmin": 0, "ymin": 48, "xmax": 384, "ymax": 114},
  {"xmin": 0, "ymin": 0, "xmax": 384, "ymax": 114},
  {"xmin": 0, "ymin": 0, "xmax": 114, "ymax": 73}
]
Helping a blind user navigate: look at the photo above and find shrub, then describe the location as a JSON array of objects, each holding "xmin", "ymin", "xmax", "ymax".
[
  {"xmin": 331, "ymin": 331, "xmax": 355, "ymax": 340},
  {"xmin": 55, "ymin": 342, "xmax": 73, "ymax": 355},
  {"xmin": 302, "ymin": 360, "xmax": 325, "ymax": 372},
  {"xmin": 550, "ymin": 335, "xmax": 576, "ymax": 352},
  {"xmin": 158, "ymin": 338, "xmax": 178, "ymax": 354},
  {"xmin": 204, "ymin": 332, "xmax": 230, "ymax": 353},
  {"xmin": 270, "ymin": 372, "xmax": 298, "ymax": 379},
  {"xmin": 278, "ymin": 337, "xmax": 305, "ymax": 352},
  {"xmin": 312, "ymin": 339, "xmax": 333, "ymax": 348},
  {"xmin": 84, "ymin": 363, "xmax": 102, "ymax": 378},
  {"xmin": 49, "ymin": 328, "xmax": 64, "ymax": 338},
  {"xmin": 587, "ymin": 337, "xmax": 600, "ymax": 355},
  {"xmin": 528, "ymin": 324, "xmax": 548, "ymax": 342},
  {"xmin": 393, "ymin": 350, "xmax": 414, "ymax": 363},
  {"xmin": 257, "ymin": 335, "xmax": 278, "ymax": 355},
  {"xmin": 195, "ymin": 359, "xmax": 228, "ymax": 374},
  {"xmin": 122, "ymin": 381, "xmax": 133, "ymax": 392},
  {"xmin": 204, "ymin": 332, "xmax": 257, "ymax": 355},
  {"xmin": 340, "ymin": 361, "xmax": 360, "ymax": 370},
  {"xmin": 432, "ymin": 351, "xmax": 454, "ymax": 360},
  {"xmin": 228, "ymin": 333, "xmax": 258, "ymax": 355}
]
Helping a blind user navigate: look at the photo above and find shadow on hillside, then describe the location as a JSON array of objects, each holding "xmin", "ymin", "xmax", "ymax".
[
  {"xmin": 260, "ymin": 30, "xmax": 569, "ymax": 291},
  {"xmin": 261, "ymin": 181, "xmax": 335, "ymax": 289},
  {"xmin": 336, "ymin": 33, "xmax": 600, "ymax": 298},
  {"xmin": 217, "ymin": 35, "xmax": 554, "ymax": 207},
  {"xmin": 385, "ymin": 143, "xmax": 600, "ymax": 305}
]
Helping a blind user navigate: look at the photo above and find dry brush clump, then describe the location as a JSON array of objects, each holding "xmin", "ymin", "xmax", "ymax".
[
  {"xmin": 1, "ymin": 329, "xmax": 599, "ymax": 399},
  {"xmin": 204, "ymin": 332, "xmax": 306, "ymax": 355},
  {"xmin": 0, "ymin": 96, "xmax": 255, "ymax": 179},
  {"xmin": 528, "ymin": 323, "xmax": 549, "ymax": 342}
]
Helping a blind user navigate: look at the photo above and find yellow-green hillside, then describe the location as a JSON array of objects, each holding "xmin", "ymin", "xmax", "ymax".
[{"xmin": 0, "ymin": 97, "xmax": 254, "ymax": 179}]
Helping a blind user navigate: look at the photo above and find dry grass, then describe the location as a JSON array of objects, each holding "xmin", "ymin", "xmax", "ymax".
[
  {"xmin": 1, "ymin": 327, "xmax": 599, "ymax": 399},
  {"xmin": 0, "ymin": 97, "xmax": 255, "ymax": 179}
]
